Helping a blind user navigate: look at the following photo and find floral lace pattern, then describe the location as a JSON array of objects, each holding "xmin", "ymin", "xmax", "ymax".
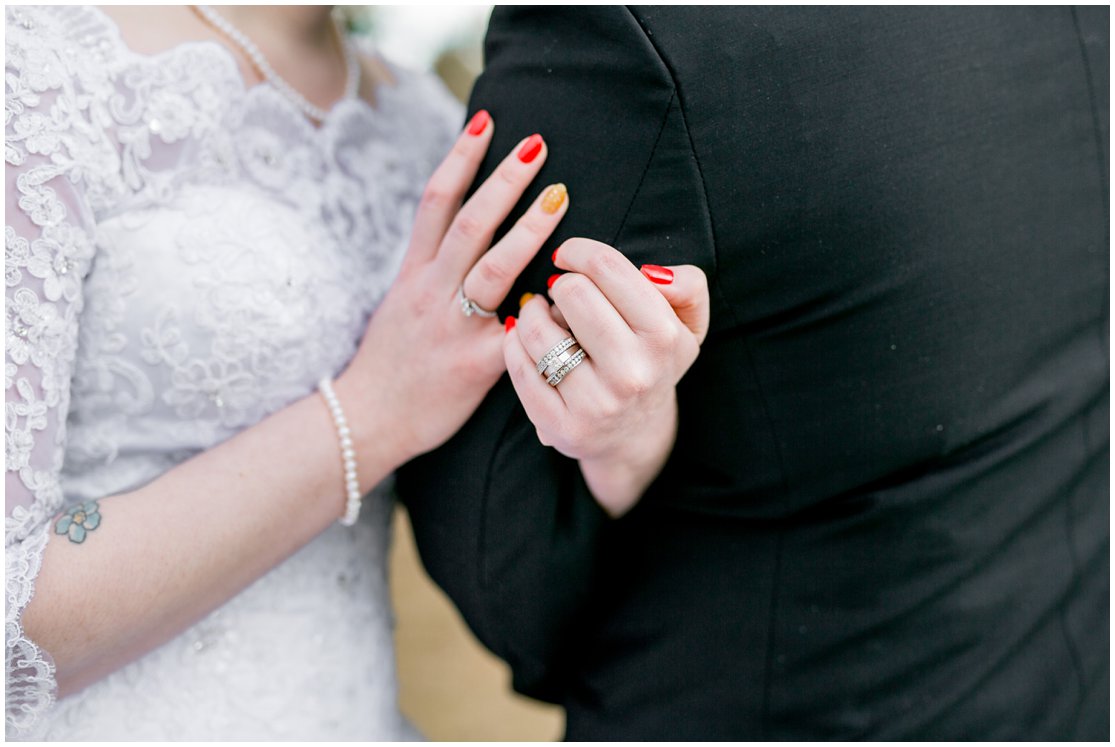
[{"xmin": 5, "ymin": 5, "xmax": 460, "ymax": 739}]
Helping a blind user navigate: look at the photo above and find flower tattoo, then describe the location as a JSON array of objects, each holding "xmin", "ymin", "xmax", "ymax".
[{"xmin": 55, "ymin": 500, "xmax": 102, "ymax": 544}]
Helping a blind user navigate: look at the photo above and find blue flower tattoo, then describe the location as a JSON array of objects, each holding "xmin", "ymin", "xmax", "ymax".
[{"xmin": 55, "ymin": 500, "xmax": 102, "ymax": 544}]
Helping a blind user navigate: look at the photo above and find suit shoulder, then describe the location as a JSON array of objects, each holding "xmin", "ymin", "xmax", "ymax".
[{"xmin": 485, "ymin": 6, "xmax": 672, "ymax": 88}]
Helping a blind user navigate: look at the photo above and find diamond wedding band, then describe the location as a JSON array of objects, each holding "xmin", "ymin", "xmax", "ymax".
[
  {"xmin": 536, "ymin": 337, "xmax": 577, "ymax": 374},
  {"xmin": 546, "ymin": 349, "xmax": 587, "ymax": 386},
  {"xmin": 536, "ymin": 336, "xmax": 588, "ymax": 387},
  {"xmin": 541, "ymin": 348, "xmax": 578, "ymax": 378}
]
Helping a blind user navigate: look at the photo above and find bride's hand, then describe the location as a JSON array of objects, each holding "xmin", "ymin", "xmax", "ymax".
[
  {"xmin": 503, "ymin": 239, "xmax": 710, "ymax": 517},
  {"xmin": 335, "ymin": 114, "xmax": 567, "ymax": 474}
]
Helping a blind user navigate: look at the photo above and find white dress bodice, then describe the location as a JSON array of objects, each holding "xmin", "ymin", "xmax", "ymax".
[{"xmin": 4, "ymin": 6, "xmax": 460, "ymax": 739}]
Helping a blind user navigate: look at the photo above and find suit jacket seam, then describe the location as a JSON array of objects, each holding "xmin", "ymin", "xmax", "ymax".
[
  {"xmin": 1069, "ymin": 7, "xmax": 1109, "ymax": 202},
  {"xmin": 1068, "ymin": 6, "xmax": 1110, "ymax": 358},
  {"xmin": 609, "ymin": 87, "xmax": 679, "ymax": 245},
  {"xmin": 625, "ymin": 9, "xmax": 795, "ymax": 736},
  {"xmin": 624, "ymin": 7, "xmax": 736, "ymax": 332},
  {"xmin": 623, "ymin": 8, "xmax": 791, "ymax": 492}
]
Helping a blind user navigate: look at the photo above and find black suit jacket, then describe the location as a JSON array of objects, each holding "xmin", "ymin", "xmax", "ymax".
[{"xmin": 397, "ymin": 7, "xmax": 1109, "ymax": 739}]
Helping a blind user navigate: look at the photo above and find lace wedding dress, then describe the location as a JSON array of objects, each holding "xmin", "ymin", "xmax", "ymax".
[{"xmin": 5, "ymin": 6, "xmax": 460, "ymax": 739}]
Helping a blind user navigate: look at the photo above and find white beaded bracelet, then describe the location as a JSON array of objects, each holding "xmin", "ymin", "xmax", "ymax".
[{"xmin": 318, "ymin": 377, "xmax": 362, "ymax": 526}]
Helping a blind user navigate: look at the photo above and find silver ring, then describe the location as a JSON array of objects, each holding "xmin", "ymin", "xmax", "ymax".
[
  {"xmin": 542, "ymin": 346, "xmax": 582, "ymax": 378},
  {"xmin": 457, "ymin": 285, "xmax": 497, "ymax": 318},
  {"xmin": 547, "ymin": 349, "xmax": 587, "ymax": 387},
  {"xmin": 536, "ymin": 337, "xmax": 577, "ymax": 375}
]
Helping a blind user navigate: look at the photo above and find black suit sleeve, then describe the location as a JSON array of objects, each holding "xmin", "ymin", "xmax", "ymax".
[{"xmin": 394, "ymin": 6, "xmax": 713, "ymax": 700}]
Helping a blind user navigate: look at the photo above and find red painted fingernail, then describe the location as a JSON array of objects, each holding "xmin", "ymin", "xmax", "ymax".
[
  {"xmin": 641, "ymin": 264, "xmax": 674, "ymax": 285},
  {"xmin": 505, "ymin": 316, "xmax": 517, "ymax": 333},
  {"xmin": 466, "ymin": 109, "xmax": 490, "ymax": 136},
  {"xmin": 547, "ymin": 273, "xmax": 561, "ymax": 289},
  {"xmin": 518, "ymin": 134, "xmax": 543, "ymax": 163},
  {"xmin": 551, "ymin": 247, "xmax": 559, "ymax": 264}
]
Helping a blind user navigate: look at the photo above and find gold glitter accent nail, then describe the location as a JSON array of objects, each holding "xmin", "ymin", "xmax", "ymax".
[
  {"xmin": 540, "ymin": 183, "xmax": 567, "ymax": 214},
  {"xmin": 519, "ymin": 292, "xmax": 535, "ymax": 308}
]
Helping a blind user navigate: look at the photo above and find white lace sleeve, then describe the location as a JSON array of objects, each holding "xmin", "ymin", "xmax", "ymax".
[{"xmin": 5, "ymin": 7, "xmax": 105, "ymax": 736}]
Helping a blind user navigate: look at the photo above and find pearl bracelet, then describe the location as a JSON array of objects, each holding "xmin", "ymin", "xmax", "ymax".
[{"xmin": 318, "ymin": 377, "xmax": 362, "ymax": 526}]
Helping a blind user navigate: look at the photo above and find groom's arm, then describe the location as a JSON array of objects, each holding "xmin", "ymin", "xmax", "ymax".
[{"xmin": 395, "ymin": 6, "xmax": 714, "ymax": 701}]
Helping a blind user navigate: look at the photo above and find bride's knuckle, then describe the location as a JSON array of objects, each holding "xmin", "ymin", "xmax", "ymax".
[
  {"xmin": 617, "ymin": 366, "xmax": 654, "ymax": 398},
  {"xmin": 495, "ymin": 162, "xmax": 520, "ymax": 187},
  {"xmin": 522, "ymin": 320, "xmax": 550, "ymax": 349},
  {"xmin": 511, "ymin": 359, "xmax": 534, "ymax": 382},
  {"xmin": 450, "ymin": 138, "xmax": 475, "ymax": 160},
  {"xmin": 595, "ymin": 395, "xmax": 621, "ymax": 421},
  {"xmin": 420, "ymin": 184, "xmax": 449, "ymax": 211},
  {"xmin": 405, "ymin": 286, "xmax": 440, "ymax": 316},
  {"xmin": 585, "ymin": 249, "xmax": 622, "ymax": 278},
  {"xmin": 656, "ymin": 322, "xmax": 682, "ymax": 350},
  {"xmin": 553, "ymin": 273, "xmax": 589, "ymax": 303},
  {"xmin": 451, "ymin": 212, "xmax": 486, "ymax": 242},
  {"xmin": 475, "ymin": 257, "xmax": 510, "ymax": 286},
  {"xmin": 520, "ymin": 215, "xmax": 550, "ymax": 239}
]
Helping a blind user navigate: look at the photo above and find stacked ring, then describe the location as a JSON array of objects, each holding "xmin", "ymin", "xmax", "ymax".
[
  {"xmin": 537, "ymin": 336, "xmax": 588, "ymax": 387},
  {"xmin": 536, "ymin": 337, "xmax": 577, "ymax": 374},
  {"xmin": 546, "ymin": 348, "xmax": 587, "ymax": 386},
  {"xmin": 542, "ymin": 347, "xmax": 578, "ymax": 378}
]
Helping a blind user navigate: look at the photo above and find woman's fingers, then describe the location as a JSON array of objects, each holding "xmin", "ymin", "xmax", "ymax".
[
  {"xmin": 551, "ymin": 238, "xmax": 675, "ymax": 334},
  {"xmin": 640, "ymin": 263, "xmax": 711, "ymax": 344},
  {"xmin": 546, "ymin": 272, "xmax": 638, "ymax": 380},
  {"xmin": 405, "ymin": 110, "xmax": 494, "ymax": 267},
  {"xmin": 511, "ymin": 295, "xmax": 601, "ymax": 404},
  {"xmin": 436, "ymin": 133, "xmax": 548, "ymax": 280},
  {"xmin": 461, "ymin": 183, "xmax": 569, "ymax": 313}
]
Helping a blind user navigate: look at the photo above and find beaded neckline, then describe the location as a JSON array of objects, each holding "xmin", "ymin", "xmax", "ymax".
[{"xmin": 192, "ymin": 5, "xmax": 360, "ymax": 125}]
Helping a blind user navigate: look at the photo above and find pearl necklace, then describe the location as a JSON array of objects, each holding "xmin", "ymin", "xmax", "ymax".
[{"xmin": 193, "ymin": 5, "xmax": 360, "ymax": 124}]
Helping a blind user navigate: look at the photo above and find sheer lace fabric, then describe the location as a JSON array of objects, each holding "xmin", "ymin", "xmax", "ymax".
[{"xmin": 5, "ymin": 6, "xmax": 460, "ymax": 738}]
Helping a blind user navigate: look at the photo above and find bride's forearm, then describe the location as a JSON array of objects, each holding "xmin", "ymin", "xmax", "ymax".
[
  {"xmin": 21, "ymin": 388, "xmax": 402, "ymax": 698},
  {"xmin": 15, "ymin": 103, "xmax": 559, "ymax": 703}
]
